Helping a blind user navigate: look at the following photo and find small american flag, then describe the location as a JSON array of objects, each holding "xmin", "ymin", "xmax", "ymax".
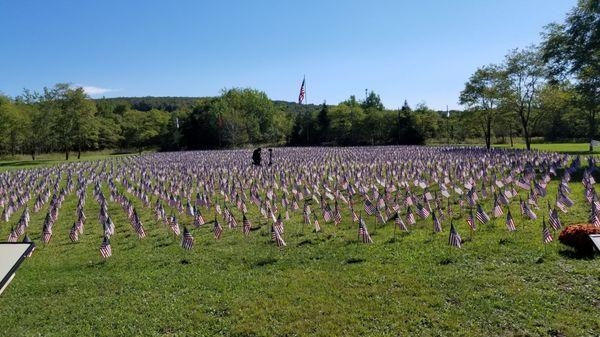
[
  {"xmin": 100, "ymin": 236, "xmax": 112, "ymax": 258},
  {"xmin": 506, "ymin": 209, "xmax": 516, "ymax": 232},
  {"xmin": 358, "ymin": 215, "xmax": 373, "ymax": 243},
  {"xmin": 493, "ymin": 197, "xmax": 504, "ymax": 218},
  {"xmin": 395, "ymin": 212, "xmax": 408, "ymax": 231},
  {"xmin": 432, "ymin": 211, "xmax": 442, "ymax": 233},
  {"xmin": 448, "ymin": 222, "xmax": 462, "ymax": 248},
  {"xmin": 194, "ymin": 211, "xmax": 205, "ymax": 227},
  {"xmin": 475, "ymin": 204, "xmax": 489, "ymax": 224},
  {"xmin": 351, "ymin": 207, "xmax": 359, "ymax": 223},
  {"xmin": 23, "ymin": 234, "xmax": 35, "ymax": 257},
  {"xmin": 214, "ymin": 218, "xmax": 223, "ymax": 239},
  {"xmin": 271, "ymin": 225, "xmax": 286, "ymax": 247},
  {"xmin": 323, "ymin": 203, "xmax": 332, "ymax": 222},
  {"xmin": 7, "ymin": 228, "xmax": 18, "ymax": 242},
  {"xmin": 416, "ymin": 204, "xmax": 430, "ymax": 219},
  {"xmin": 524, "ymin": 204, "xmax": 538, "ymax": 220},
  {"xmin": 548, "ymin": 208, "xmax": 561, "ymax": 230},
  {"xmin": 406, "ymin": 207, "xmax": 416, "ymax": 225},
  {"xmin": 466, "ymin": 210, "xmax": 476, "ymax": 231},
  {"xmin": 542, "ymin": 218, "xmax": 553, "ymax": 244},
  {"xmin": 69, "ymin": 223, "xmax": 79, "ymax": 242},
  {"xmin": 364, "ymin": 199, "xmax": 376, "ymax": 215},
  {"xmin": 242, "ymin": 213, "xmax": 251, "ymax": 236},
  {"xmin": 181, "ymin": 226, "xmax": 194, "ymax": 250},
  {"xmin": 41, "ymin": 224, "xmax": 52, "ymax": 244}
]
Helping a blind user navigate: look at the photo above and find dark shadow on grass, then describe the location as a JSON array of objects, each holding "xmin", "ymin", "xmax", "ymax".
[
  {"xmin": 254, "ymin": 257, "xmax": 277, "ymax": 267},
  {"xmin": 297, "ymin": 239, "xmax": 313, "ymax": 246},
  {"xmin": 439, "ymin": 257, "xmax": 454, "ymax": 265},
  {"xmin": 345, "ymin": 257, "xmax": 365, "ymax": 264},
  {"xmin": 558, "ymin": 248, "xmax": 598, "ymax": 260}
]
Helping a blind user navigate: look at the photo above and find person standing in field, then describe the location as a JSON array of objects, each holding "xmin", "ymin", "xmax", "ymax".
[
  {"xmin": 268, "ymin": 148, "xmax": 273, "ymax": 166},
  {"xmin": 252, "ymin": 148, "xmax": 262, "ymax": 166}
]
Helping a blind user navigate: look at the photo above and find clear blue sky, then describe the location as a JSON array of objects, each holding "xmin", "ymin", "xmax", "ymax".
[{"xmin": 0, "ymin": 0, "xmax": 574, "ymax": 110}]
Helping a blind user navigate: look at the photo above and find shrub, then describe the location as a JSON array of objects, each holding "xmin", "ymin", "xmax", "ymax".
[{"xmin": 558, "ymin": 224, "xmax": 600, "ymax": 255}]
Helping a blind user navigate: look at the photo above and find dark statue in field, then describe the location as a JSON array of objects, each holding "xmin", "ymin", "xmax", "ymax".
[
  {"xmin": 268, "ymin": 148, "xmax": 273, "ymax": 166},
  {"xmin": 252, "ymin": 148, "xmax": 262, "ymax": 166}
]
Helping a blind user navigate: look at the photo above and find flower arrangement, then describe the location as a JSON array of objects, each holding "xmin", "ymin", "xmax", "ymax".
[{"xmin": 558, "ymin": 224, "xmax": 600, "ymax": 255}]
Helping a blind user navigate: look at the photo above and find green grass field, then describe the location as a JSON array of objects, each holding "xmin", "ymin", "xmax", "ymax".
[
  {"xmin": 0, "ymin": 148, "xmax": 599, "ymax": 337},
  {"xmin": 0, "ymin": 150, "xmax": 137, "ymax": 171},
  {"xmin": 493, "ymin": 143, "xmax": 600, "ymax": 155}
]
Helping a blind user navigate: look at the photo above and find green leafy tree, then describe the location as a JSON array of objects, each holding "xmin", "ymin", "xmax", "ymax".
[
  {"xmin": 317, "ymin": 102, "xmax": 331, "ymax": 143},
  {"xmin": 541, "ymin": 0, "xmax": 600, "ymax": 150},
  {"xmin": 122, "ymin": 109, "xmax": 169, "ymax": 153},
  {"xmin": 460, "ymin": 65, "xmax": 507, "ymax": 149},
  {"xmin": 362, "ymin": 91, "xmax": 384, "ymax": 111},
  {"xmin": 502, "ymin": 47, "xmax": 546, "ymax": 150}
]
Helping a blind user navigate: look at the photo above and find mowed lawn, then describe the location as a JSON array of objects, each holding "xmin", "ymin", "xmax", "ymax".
[
  {"xmin": 493, "ymin": 143, "xmax": 600, "ymax": 155},
  {"xmin": 0, "ymin": 153, "xmax": 599, "ymax": 336}
]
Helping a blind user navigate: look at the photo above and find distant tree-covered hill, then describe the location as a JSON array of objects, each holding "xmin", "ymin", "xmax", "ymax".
[
  {"xmin": 97, "ymin": 96, "xmax": 209, "ymax": 112},
  {"xmin": 96, "ymin": 96, "xmax": 320, "ymax": 115}
]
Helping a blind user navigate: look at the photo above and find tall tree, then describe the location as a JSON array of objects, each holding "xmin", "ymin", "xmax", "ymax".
[
  {"xmin": 460, "ymin": 65, "xmax": 506, "ymax": 149},
  {"xmin": 502, "ymin": 46, "xmax": 546, "ymax": 150},
  {"xmin": 52, "ymin": 85, "xmax": 99, "ymax": 160},
  {"xmin": 362, "ymin": 91, "xmax": 384, "ymax": 111},
  {"xmin": 317, "ymin": 102, "xmax": 330, "ymax": 143},
  {"xmin": 542, "ymin": 0, "xmax": 600, "ymax": 151}
]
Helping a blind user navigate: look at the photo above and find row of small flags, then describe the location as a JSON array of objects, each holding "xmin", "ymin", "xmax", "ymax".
[{"xmin": 4, "ymin": 180, "xmax": 578, "ymax": 258}]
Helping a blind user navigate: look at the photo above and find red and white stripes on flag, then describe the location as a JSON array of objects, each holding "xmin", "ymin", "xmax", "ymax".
[
  {"xmin": 271, "ymin": 225, "xmax": 286, "ymax": 247},
  {"xmin": 100, "ymin": 236, "xmax": 112, "ymax": 258},
  {"xmin": 448, "ymin": 222, "xmax": 462, "ymax": 248},
  {"xmin": 298, "ymin": 77, "xmax": 306, "ymax": 104},
  {"xmin": 181, "ymin": 226, "xmax": 194, "ymax": 250},
  {"xmin": 542, "ymin": 219, "xmax": 553, "ymax": 244}
]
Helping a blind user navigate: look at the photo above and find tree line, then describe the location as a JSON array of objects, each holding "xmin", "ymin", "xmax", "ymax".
[
  {"xmin": 460, "ymin": 0, "xmax": 599, "ymax": 150},
  {"xmin": 0, "ymin": 1, "xmax": 596, "ymax": 158}
]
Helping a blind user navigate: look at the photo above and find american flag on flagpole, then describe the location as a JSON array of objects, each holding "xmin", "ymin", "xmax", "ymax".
[{"xmin": 298, "ymin": 77, "xmax": 306, "ymax": 104}]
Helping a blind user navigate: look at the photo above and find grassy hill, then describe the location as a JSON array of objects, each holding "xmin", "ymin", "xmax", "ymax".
[{"xmin": 0, "ymin": 149, "xmax": 598, "ymax": 337}]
